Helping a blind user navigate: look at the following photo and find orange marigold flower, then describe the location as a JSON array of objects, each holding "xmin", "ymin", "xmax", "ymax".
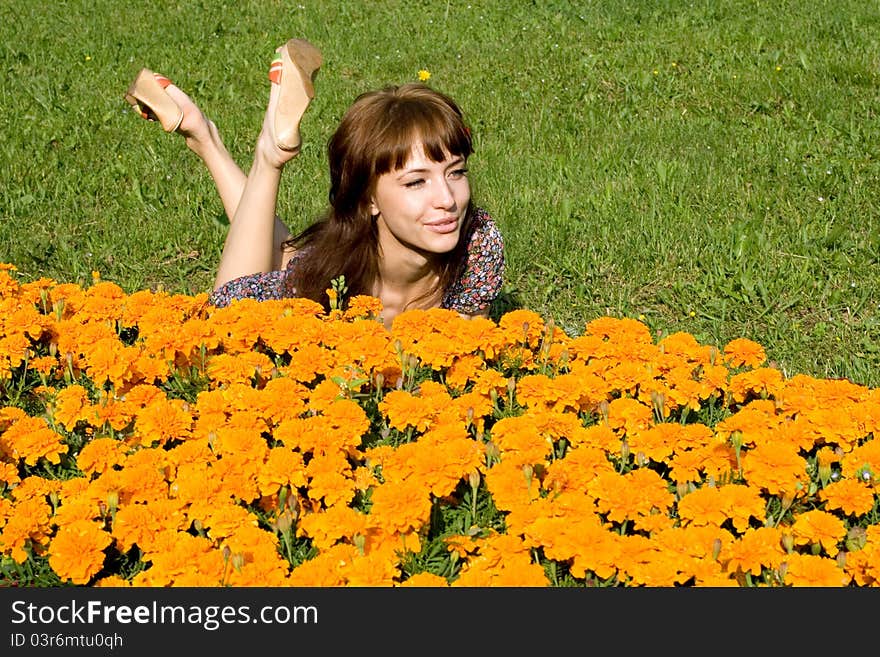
[
  {"xmin": 677, "ymin": 485, "xmax": 730, "ymax": 528},
  {"xmin": 543, "ymin": 445, "xmax": 615, "ymax": 494},
  {"xmin": 722, "ymin": 337, "xmax": 767, "ymax": 369},
  {"xmin": 570, "ymin": 423, "xmax": 621, "ymax": 453},
  {"xmin": 605, "ymin": 397, "xmax": 653, "ymax": 436},
  {"xmin": 0, "ymin": 331, "xmax": 32, "ymax": 372},
  {"xmin": 740, "ymin": 442, "xmax": 809, "ymax": 498},
  {"xmin": 28, "ymin": 355, "xmax": 57, "ymax": 378},
  {"xmin": 2, "ymin": 416, "xmax": 67, "ymax": 466},
  {"xmin": 188, "ymin": 500, "xmax": 259, "ymax": 543},
  {"xmin": 133, "ymin": 396, "xmax": 193, "ymax": 447},
  {"xmin": 383, "ymin": 424, "xmax": 482, "ymax": 497},
  {"xmin": 206, "ymin": 351, "xmax": 274, "ymax": 388},
  {"xmin": 83, "ymin": 338, "xmax": 139, "ymax": 389},
  {"xmin": 619, "ymin": 536, "xmax": 694, "ymax": 586},
  {"xmin": 400, "ymin": 572, "xmax": 449, "ymax": 587},
  {"xmin": 132, "ymin": 531, "xmax": 225, "ymax": 587},
  {"xmin": 626, "ymin": 422, "xmax": 684, "ymax": 464},
  {"xmin": 497, "ymin": 309, "xmax": 545, "ymax": 348},
  {"xmin": 790, "ymin": 509, "xmax": 847, "ymax": 554},
  {"xmin": 90, "ymin": 392, "xmax": 135, "ymax": 432},
  {"xmin": 0, "ymin": 461, "xmax": 21, "ymax": 487},
  {"xmin": 451, "ymin": 531, "xmax": 548, "ymax": 587},
  {"xmin": 728, "ymin": 367, "xmax": 785, "ymax": 404},
  {"xmin": 112, "ymin": 501, "xmax": 163, "ymax": 553},
  {"xmin": 657, "ymin": 331, "xmax": 716, "ymax": 367},
  {"xmin": 93, "ymin": 575, "xmax": 131, "ymax": 587},
  {"xmin": 585, "ymin": 315, "xmax": 654, "ymax": 344},
  {"xmin": 589, "ymin": 469, "xmax": 673, "ymax": 524},
  {"xmin": 344, "ymin": 294, "xmax": 384, "ymax": 320},
  {"xmin": 298, "ymin": 505, "xmax": 369, "ymax": 550},
  {"xmin": 721, "ymin": 526, "xmax": 787, "ymax": 576},
  {"xmin": 285, "ymin": 545, "xmax": 350, "ymax": 586},
  {"xmin": 369, "ymin": 478, "xmax": 432, "ymax": 536},
  {"xmin": 840, "ymin": 440, "xmax": 880, "ymax": 483},
  {"xmin": 781, "ymin": 553, "xmax": 852, "ymax": 587},
  {"xmin": 378, "ymin": 389, "xmax": 436, "ymax": 433},
  {"xmin": 306, "ymin": 452, "xmax": 356, "ymax": 509},
  {"xmin": 800, "ymin": 407, "xmax": 863, "ymax": 452},
  {"xmin": 51, "ymin": 384, "xmax": 92, "ymax": 431},
  {"xmin": 718, "ymin": 483, "xmax": 767, "ymax": 533},
  {"xmin": 489, "ymin": 415, "xmax": 553, "ymax": 469},
  {"xmin": 76, "ymin": 437, "xmax": 129, "ymax": 477},
  {"xmin": 257, "ymin": 447, "xmax": 308, "ymax": 497},
  {"xmin": 445, "ymin": 353, "xmax": 485, "ymax": 392},
  {"xmin": 714, "ymin": 399, "xmax": 781, "ymax": 448},
  {"xmin": 48, "ymin": 519, "xmax": 112, "ymax": 585},
  {"xmin": 471, "ymin": 368, "xmax": 509, "ymax": 398},
  {"xmin": 0, "ymin": 496, "xmax": 53, "ymax": 563},
  {"xmin": 819, "ymin": 478, "xmax": 876, "ymax": 517}
]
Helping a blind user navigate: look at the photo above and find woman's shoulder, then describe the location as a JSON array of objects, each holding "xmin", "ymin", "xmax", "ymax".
[
  {"xmin": 442, "ymin": 206, "xmax": 505, "ymax": 314},
  {"xmin": 465, "ymin": 206, "xmax": 504, "ymax": 255}
]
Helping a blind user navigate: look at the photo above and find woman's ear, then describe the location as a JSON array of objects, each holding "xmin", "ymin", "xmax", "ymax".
[{"xmin": 369, "ymin": 198, "xmax": 379, "ymax": 217}]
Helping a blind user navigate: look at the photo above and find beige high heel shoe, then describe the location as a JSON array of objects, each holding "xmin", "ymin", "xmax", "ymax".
[
  {"xmin": 124, "ymin": 68, "xmax": 184, "ymax": 133},
  {"xmin": 269, "ymin": 38, "xmax": 323, "ymax": 152}
]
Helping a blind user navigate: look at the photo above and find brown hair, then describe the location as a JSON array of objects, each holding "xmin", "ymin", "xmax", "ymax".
[{"xmin": 282, "ymin": 82, "xmax": 475, "ymax": 311}]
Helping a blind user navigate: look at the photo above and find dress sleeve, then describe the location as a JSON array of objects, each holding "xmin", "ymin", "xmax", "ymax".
[
  {"xmin": 442, "ymin": 207, "xmax": 505, "ymax": 314},
  {"xmin": 208, "ymin": 270, "xmax": 288, "ymax": 308}
]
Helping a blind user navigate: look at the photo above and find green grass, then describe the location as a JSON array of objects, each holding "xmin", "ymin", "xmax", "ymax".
[{"xmin": 2, "ymin": 0, "xmax": 880, "ymax": 385}]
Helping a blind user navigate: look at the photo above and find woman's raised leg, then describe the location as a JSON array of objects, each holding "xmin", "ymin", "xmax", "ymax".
[{"xmin": 126, "ymin": 71, "xmax": 292, "ymax": 267}]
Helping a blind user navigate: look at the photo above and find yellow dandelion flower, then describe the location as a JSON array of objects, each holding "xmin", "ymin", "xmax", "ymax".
[{"xmin": 418, "ymin": 69, "xmax": 431, "ymax": 81}]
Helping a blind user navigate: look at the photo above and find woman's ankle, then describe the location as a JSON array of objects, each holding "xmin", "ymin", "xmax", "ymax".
[{"xmin": 184, "ymin": 119, "xmax": 225, "ymax": 160}]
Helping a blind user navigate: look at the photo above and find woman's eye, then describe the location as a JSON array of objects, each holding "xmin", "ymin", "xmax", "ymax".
[
  {"xmin": 450, "ymin": 168, "xmax": 469, "ymax": 178},
  {"xmin": 404, "ymin": 179, "xmax": 424, "ymax": 188}
]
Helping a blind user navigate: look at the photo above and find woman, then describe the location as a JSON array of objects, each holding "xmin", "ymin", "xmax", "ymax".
[{"xmin": 125, "ymin": 38, "xmax": 504, "ymax": 328}]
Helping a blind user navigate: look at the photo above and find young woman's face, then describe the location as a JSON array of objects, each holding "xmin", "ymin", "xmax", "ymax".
[{"xmin": 369, "ymin": 143, "xmax": 470, "ymax": 258}]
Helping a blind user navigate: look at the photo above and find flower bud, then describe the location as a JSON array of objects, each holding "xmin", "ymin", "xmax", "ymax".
[
  {"xmin": 729, "ymin": 430, "xmax": 743, "ymax": 450},
  {"xmin": 676, "ymin": 481, "xmax": 689, "ymax": 499},
  {"xmin": 781, "ymin": 533, "xmax": 794, "ymax": 553},
  {"xmin": 275, "ymin": 510, "xmax": 293, "ymax": 534},
  {"xmin": 468, "ymin": 469, "xmax": 481, "ymax": 491},
  {"xmin": 845, "ymin": 526, "xmax": 866, "ymax": 552},
  {"xmin": 620, "ymin": 438, "xmax": 630, "ymax": 462},
  {"xmin": 106, "ymin": 491, "xmax": 119, "ymax": 515}
]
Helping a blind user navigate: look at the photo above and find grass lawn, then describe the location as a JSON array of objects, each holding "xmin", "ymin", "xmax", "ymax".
[{"xmin": 1, "ymin": 0, "xmax": 879, "ymax": 385}]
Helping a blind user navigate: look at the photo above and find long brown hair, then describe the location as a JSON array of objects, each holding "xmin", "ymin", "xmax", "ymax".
[{"xmin": 281, "ymin": 82, "xmax": 475, "ymax": 311}]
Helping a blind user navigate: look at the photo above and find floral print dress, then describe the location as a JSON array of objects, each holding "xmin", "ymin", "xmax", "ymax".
[{"xmin": 209, "ymin": 207, "xmax": 505, "ymax": 314}]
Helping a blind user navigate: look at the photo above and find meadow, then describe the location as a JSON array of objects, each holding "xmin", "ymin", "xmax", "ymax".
[
  {"xmin": 1, "ymin": 0, "xmax": 879, "ymax": 385},
  {"xmin": 0, "ymin": 1, "xmax": 879, "ymax": 588}
]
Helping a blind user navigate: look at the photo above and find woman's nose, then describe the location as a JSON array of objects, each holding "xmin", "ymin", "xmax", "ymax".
[{"xmin": 433, "ymin": 178, "xmax": 455, "ymax": 208}]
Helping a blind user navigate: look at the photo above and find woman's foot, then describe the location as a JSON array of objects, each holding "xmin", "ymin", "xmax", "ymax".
[
  {"xmin": 125, "ymin": 69, "xmax": 224, "ymax": 161},
  {"xmin": 161, "ymin": 82, "xmax": 222, "ymax": 158}
]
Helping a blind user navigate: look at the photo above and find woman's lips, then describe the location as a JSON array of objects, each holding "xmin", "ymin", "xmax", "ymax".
[{"xmin": 424, "ymin": 217, "xmax": 459, "ymax": 234}]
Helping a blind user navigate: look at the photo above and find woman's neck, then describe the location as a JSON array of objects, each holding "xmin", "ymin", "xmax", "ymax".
[{"xmin": 373, "ymin": 250, "xmax": 442, "ymax": 328}]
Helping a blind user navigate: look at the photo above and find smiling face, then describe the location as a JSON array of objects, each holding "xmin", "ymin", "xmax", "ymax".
[{"xmin": 369, "ymin": 143, "xmax": 471, "ymax": 259}]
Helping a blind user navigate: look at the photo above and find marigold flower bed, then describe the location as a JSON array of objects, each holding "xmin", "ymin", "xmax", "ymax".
[{"xmin": 1, "ymin": 263, "xmax": 878, "ymax": 587}]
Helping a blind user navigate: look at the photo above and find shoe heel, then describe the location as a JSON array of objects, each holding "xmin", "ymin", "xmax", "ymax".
[
  {"xmin": 124, "ymin": 68, "xmax": 184, "ymax": 133},
  {"xmin": 274, "ymin": 38, "xmax": 323, "ymax": 151}
]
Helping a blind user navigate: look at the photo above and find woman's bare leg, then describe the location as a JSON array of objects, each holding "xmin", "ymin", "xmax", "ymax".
[
  {"xmin": 160, "ymin": 82, "xmax": 292, "ymax": 268},
  {"xmin": 212, "ymin": 74, "xmax": 301, "ymax": 290}
]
